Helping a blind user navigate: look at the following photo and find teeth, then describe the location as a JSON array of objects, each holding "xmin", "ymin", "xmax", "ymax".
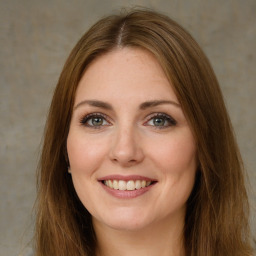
[
  {"xmin": 127, "ymin": 180, "xmax": 135, "ymax": 190},
  {"xmin": 104, "ymin": 180, "xmax": 152, "ymax": 191},
  {"xmin": 119, "ymin": 180, "xmax": 126, "ymax": 190},
  {"xmin": 113, "ymin": 180, "xmax": 118, "ymax": 189},
  {"xmin": 135, "ymin": 180, "xmax": 141, "ymax": 189},
  {"xmin": 108, "ymin": 180, "xmax": 113, "ymax": 188}
]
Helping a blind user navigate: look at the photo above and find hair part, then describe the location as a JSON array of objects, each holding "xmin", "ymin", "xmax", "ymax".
[{"xmin": 35, "ymin": 8, "xmax": 253, "ymax": 256}]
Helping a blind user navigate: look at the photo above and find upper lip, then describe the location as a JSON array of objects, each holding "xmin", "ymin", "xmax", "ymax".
[{"xmin": 98, "ymin": 175, "xmax": 157, "ymax": 182}]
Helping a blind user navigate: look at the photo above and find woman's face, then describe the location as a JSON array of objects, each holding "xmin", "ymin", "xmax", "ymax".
[{"xmin": 67, "ymin": 47, "xmax": 197, "ymax": 232}]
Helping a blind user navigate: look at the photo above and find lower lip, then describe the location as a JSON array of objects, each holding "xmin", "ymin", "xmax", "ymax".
[{"xmin": 100, "ymin": 182, "xmax": 155, "ymax": 199}]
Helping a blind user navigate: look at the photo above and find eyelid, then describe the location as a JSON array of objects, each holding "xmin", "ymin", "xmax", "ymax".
[
  {"xmin": 143, "ymin": 112, "xmax": 177, "ymax": 128},
  {"xmin": 79, "ymin": 112, "xmax": 112, "ymax": 127}
]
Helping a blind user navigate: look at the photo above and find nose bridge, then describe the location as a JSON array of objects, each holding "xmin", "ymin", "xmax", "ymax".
[{"xmin": 110, "ymin": 120, "xmax": 144, "ymax": 165}]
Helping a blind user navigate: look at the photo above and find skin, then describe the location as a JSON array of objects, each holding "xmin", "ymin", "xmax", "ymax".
[{"xmin": 67, "ymin": 47, "xmax": 197, "ymax": 256}]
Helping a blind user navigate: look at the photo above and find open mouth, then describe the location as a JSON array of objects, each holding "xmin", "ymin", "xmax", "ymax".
[{"xmin": 102, "ymin": 180, "xmax": 157, "ymax": 191}]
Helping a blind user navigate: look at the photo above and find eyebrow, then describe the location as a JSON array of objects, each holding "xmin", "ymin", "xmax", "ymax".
[
  {"xmin": 74, "ymin": 99, "xmax": 180, "ymax": 110},
  {"xmin": 74, "ymin": 100, "xmax": 113, "ymax": 110},
  {"xmin": 139, "ymin": 100, "xmax": 180, "ymax": 109}
]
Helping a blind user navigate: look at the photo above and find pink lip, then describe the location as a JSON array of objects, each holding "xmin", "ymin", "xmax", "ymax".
[
  {"xmin": 98, "ymin": 175, "xmax": 156, "ymax": 182},
  {"xmin": 100, "ymin": 182, "xmax": 155, "ymax": 199},
  {"xmin": 98, "ymin": 175, "xmax": 157, "ymax": 199}
]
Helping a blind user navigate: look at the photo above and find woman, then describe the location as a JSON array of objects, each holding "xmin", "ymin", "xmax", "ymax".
[{"xmin": 35, "ymin": 9, "xmax": 253, "ymax": 256}]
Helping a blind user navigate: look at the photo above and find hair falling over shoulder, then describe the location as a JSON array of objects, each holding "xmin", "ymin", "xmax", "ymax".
[{"xmin": 35, "ymin": 8, "xmax": 254, "ymax": 256}]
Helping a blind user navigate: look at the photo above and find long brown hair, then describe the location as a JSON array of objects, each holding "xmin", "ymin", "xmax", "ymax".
[{"xmin": 35, "ymin": 9, "xmax": 253, "ymax": 256}]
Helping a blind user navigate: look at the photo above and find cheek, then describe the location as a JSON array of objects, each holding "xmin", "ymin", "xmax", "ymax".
[
  {"xmin": 149, "ymin": 131, "xmax": 197, "ymax": 173},
  {"xmin": 150, "ymin": 130, "xmax": 197, "ymax": 195},
  {"xmin": 67, "ymin": 133, "xmax": 108, "ymax": 174},
  {"xmin": 66, "ymin": 133, "xmax": 108, "ymax": 210},
  {"xmin": 152, "ymin": 134, "xmax": 197, "ymax": 212}
]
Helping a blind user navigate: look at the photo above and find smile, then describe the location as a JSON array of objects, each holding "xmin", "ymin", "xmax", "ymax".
[{"xmin": 103, "ymin": 180, "xmax": 153, "ymax": 191}]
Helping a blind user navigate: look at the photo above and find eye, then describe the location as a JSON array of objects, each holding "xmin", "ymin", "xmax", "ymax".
[
  {"xmin": 80, "ymin": 113, "xmax": 111, "ymax": 128},
  {"xmin": 144, "ymin": 113, "xmax": 177, "ymax": 128}
]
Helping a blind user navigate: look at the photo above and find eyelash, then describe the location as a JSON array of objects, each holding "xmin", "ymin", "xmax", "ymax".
[
  {"xmin": 79, "ymin": 112, "xmax": 177, "ymax": 129},
  {"xmin": 79, "ymin": 113, "xmax": 111, "ymax": 129},
  {"xmin": 144, "ymin": 113, "xmax": 177, "ymax": 129}
]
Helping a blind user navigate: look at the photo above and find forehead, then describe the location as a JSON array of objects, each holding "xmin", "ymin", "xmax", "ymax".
[{"xmin": 75, "ymin": 47, "xmax": 178, "ymax": 104}]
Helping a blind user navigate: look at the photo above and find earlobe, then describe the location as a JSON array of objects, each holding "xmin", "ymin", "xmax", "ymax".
[{"xmin": 68, "ymin": 167, "xmax": 71, "ymax": 174}]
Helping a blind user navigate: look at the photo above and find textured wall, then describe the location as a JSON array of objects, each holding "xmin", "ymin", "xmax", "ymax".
[{"xmin": 0, "ymin": 0, "xmax": 255, "ymax": 255}]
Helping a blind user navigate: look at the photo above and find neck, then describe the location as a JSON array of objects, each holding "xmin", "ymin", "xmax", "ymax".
[{"xmin": 93, "ymin": 214, "xmax": 185, "ymax": 256}]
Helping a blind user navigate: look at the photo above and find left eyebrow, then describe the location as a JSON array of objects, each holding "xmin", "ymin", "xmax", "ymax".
[
  {"xmin": 74, "ymin": 100, "xmax": 113, "ymax": 110},
  {"xmin": 139, "ymin": 100, "xmax": 181, "ymax": 109}
]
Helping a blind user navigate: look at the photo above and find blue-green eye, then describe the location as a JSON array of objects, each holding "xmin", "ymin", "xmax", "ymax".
[
  {"xmin": 80, "ymin": 113, "xmax": 110, "ymax": 128},
  {"xmin": 145, "ymin": 113, "xmax": 177, "ymax": 128}
]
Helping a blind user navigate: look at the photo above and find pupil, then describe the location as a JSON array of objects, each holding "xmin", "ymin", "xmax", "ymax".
[
  {"xmin": 92, "ymin": 117, "xmax": 103, "ymax": 126},
  {"xmin": 154, "ymin": 118, "xmax": 165, "ymax": 126}
]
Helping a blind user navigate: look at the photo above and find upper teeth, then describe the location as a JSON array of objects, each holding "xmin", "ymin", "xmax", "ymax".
[{"xmin": 104, "ymin": 180, "xmax": 152, "ymax": 191}]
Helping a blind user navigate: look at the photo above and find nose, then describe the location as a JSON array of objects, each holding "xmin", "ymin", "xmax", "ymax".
[{"xmin": 109, "ymin": 125, "xmax": 144, "ymax": 167}]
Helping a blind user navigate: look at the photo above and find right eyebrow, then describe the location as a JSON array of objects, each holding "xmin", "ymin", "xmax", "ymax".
[
  {"xmin": 139, "ymin": 100, "xmax": 180, "ymax": 109},
  {"xmin": 74, "ymin": 100, "xmax": 113, "ymax": 111}
]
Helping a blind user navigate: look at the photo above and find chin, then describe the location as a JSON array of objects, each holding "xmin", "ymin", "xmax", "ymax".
[
  {"xmin": 104, "ymin": 220, "xmax": 150, "ymax": 232},
  {"xmin": 93, "ymin": 208, "xmax": 153, "ymax": 232}
]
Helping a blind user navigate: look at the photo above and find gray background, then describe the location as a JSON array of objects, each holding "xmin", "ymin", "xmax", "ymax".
[{"xmin": 0, "ymin": 0, "xmax": 255, "ymax": 255}]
